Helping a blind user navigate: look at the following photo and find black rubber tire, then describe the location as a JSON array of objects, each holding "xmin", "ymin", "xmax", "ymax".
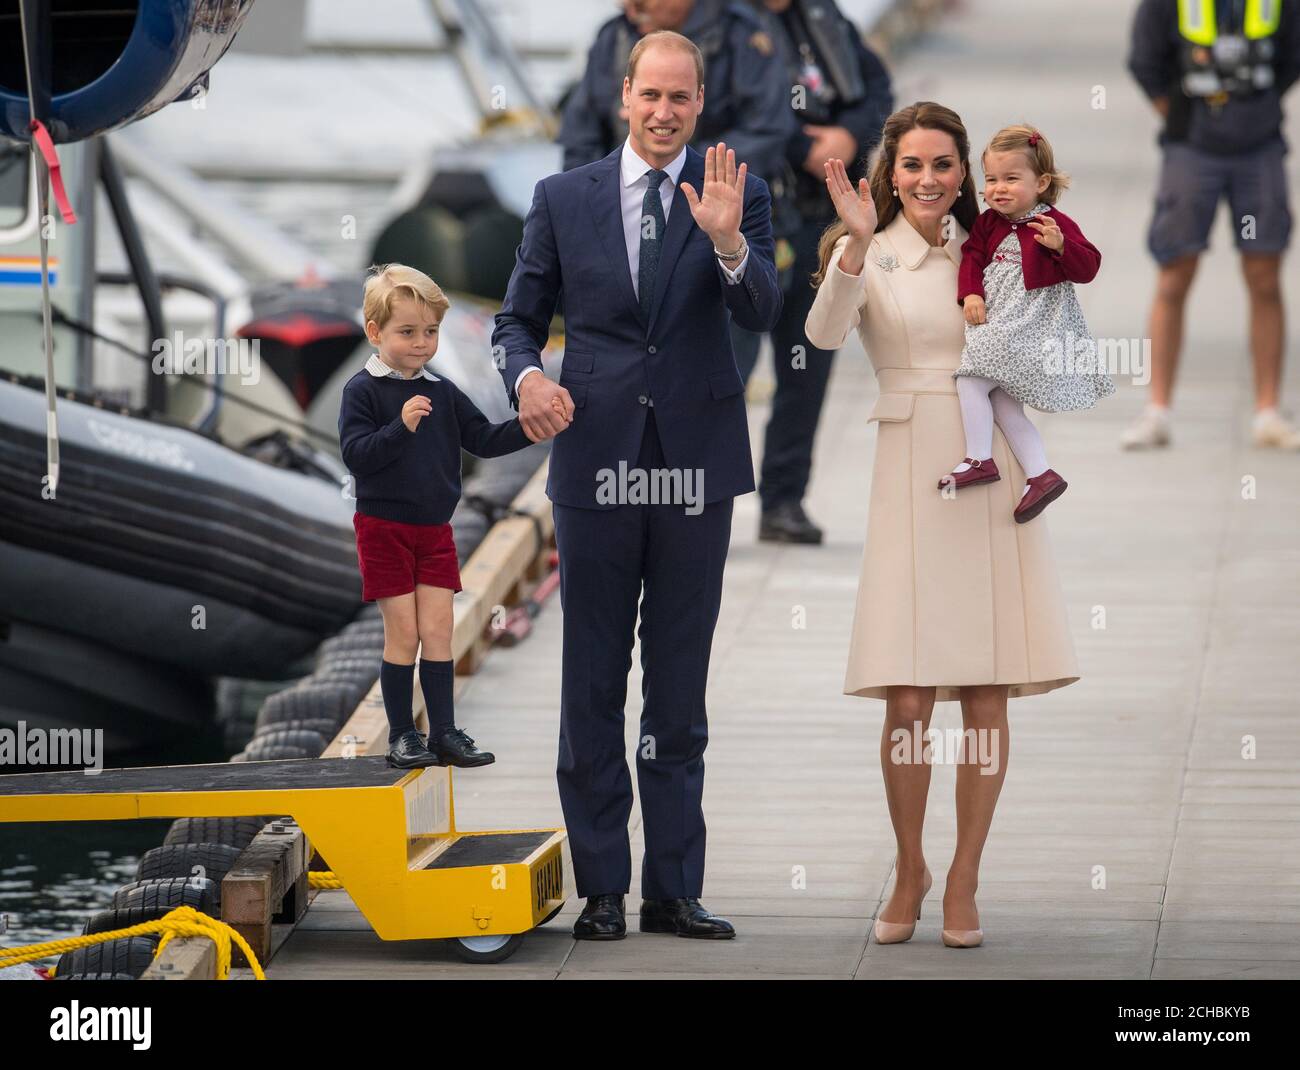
[
  {"xmin": 216, "ymin": 677, "xmax": 303, "ymax": 752},
  {"xmin": 163, "ymin": 816, "xmax": 275, "ymax": 850},
  {"xmin": 135, "ymin": 842, "xmax": 243, "ymax": 885},
  {"xmin": 250, "ymin": 716, "xmax": 339, "ymax": 739},
  {"xmin": 51, "ymin": 972, "xmax": 137, "ymax": 980},
  {"xmin": 313, "ymin": 654, "xmax": 376, "ymax": 683},
  {"xmin": 449, "ymin": 932, "xmax": 525, "ymax": 964},
  {"xmin": 56, "ymin": 936, "xmax": 160, "ymax": 979},
  {"xmin": 256, "ymin": 681, "xmax": 358, "ymax": 735},
  {"xmin": 242, "ymin": 728, "xmax": 327, "ymax": 762},
  {"xmin": 113, "ymin": 877, "xmax": 221, "ymax": 915},
  {"xmin": 82, "ymin": 906, "xmax": 170, "ymax": 935}
]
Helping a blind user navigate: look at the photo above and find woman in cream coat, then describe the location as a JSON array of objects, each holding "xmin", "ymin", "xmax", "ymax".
[{"xmin": 805, "ymin": 103, "xmax": 1079, "ymax": 948}]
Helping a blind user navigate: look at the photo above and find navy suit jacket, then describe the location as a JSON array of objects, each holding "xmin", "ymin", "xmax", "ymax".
[{"xmin": 492, "ymin": 144, "xmax": 782, "ymax": 509}]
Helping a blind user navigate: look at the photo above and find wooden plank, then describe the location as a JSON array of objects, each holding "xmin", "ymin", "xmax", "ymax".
[
  {"xmin": 222, "ymin": 819, "xmax": 311, "ymax": 967},
  {"xmin": 323, "ymin": 458, "xmax": 555, "ymax": 758},
  {"xmin": 139, "ymin": 938, "xmax": 217, "ymax": 980}
]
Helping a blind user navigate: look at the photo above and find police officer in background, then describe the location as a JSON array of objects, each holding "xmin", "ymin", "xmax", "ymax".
[
  {"xmin": 1124, "ymin": 0, "xmax": 1300, "ymax": 450},
  {"xmin": 558, "ymin": 0, "xmax": 796, "ymax": 186},
  {"xmin": 745, "ymin": 0, "xmax": 893, "ymax": 543}
]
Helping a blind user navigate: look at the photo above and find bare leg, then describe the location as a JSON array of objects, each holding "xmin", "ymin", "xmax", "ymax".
[
  {"xmin": 377, "ymin": 592, "xmax": 419, "ymax": 664},
  {"xmin": 414, "ymin": 584, "xmax": 454, "ymax": 661},
  {"xmin": 879, "ymin": 684, "xmax": 938, "ymax": 923},
  {"xmin": 945, "ymin": 683, "xmax": 1011, "ymax": 932},
  {"xmin": 1241, "ymin": 253, "xmax": 1284, "ymax": 411},
  {"xmin": 1147, "ymin": 254, "xmax": 1200, "ymax": 408}
]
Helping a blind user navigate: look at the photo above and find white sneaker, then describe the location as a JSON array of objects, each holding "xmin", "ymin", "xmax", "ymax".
[
  {"xmin": 1120, "ymin": 405, "xmax": 1172, "ymax": 449},
  {"xmin": 1252, "ymin": 408, "xmax": 1300, "ymax": 449}
]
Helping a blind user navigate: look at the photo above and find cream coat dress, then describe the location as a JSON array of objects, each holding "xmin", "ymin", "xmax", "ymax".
[{"xmin": 806, "ymin": 211, "xmax": 1079, "ymax": 702}]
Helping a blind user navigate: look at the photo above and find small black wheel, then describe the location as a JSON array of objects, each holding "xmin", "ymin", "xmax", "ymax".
[
  {"xmin": 449, "ymin": 932, "xmax": 525, "ymax": 964},
  {"xmin": 536, "ymin": 902, "xmax": 564, "ymax": 927}
]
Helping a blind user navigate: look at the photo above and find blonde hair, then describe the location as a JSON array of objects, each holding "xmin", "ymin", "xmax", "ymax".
[
  {"xmin": 627, "ymin": 30, "xmax": 704, "ymax": 90},
  {"xmin": 983, "ymin": 124, "xmax": 1070, "ymax": 204},
  {"xmin": 362, "ymin": 263, "xmax": 450, "ymax": 329}
]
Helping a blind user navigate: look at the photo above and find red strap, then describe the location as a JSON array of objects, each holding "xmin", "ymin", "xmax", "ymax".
[{"xmin": 28, "ymin": 119, "xmax": 78, "ymax": 224}]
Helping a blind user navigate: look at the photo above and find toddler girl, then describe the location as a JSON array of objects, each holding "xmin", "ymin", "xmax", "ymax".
[{"xmin": 943, "ymin": 125, "xmax": 1115, "ymax": 522}]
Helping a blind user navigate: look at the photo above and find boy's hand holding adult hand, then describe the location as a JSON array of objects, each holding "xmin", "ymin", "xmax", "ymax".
[
  {"xmin": 401, "ymin": 394, "xmax": 432, "ymax": 432},
  {"xmin": 518, "ymin": 372, "xmax": 574, "ymax": 443},
  {"xmin": 963, "ymin": 295, "xmax": 986, "ymax": 325}
]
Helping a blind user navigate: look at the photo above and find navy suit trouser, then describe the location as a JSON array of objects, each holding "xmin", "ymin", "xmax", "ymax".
[{"xmin": 551, "ymin": 407, "xmax": 734, "ymax": 900}]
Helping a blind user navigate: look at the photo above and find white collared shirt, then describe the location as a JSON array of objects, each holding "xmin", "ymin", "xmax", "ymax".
[
  {"xmin": 515, "ymin": 137, "xmax": 748, "ymax": 398},
  {"xmin": 366, "ymin": 352, "xmax": 439, "ymax": 381}
]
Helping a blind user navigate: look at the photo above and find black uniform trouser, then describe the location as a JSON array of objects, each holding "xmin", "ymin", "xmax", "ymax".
[{"xmin": 729, "ymin": 215, "xmax": 838, "ymax": 511}]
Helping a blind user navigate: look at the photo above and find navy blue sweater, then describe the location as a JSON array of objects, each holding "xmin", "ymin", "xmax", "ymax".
[{"xmin": 338, "ymin": 367, "xmax": 533, "ymax": 525}]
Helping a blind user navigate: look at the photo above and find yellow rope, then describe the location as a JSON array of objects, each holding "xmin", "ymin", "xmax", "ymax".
[
  {"xmin": 0, "ymin": 906, "xmax": 265, "ymax": 980},
  {"xmin": 309, "ymin": 871, "xmax": 343, "ymax": 889}
]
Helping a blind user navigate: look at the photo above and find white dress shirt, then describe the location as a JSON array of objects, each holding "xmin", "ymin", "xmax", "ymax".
[{"xmin": 514, "ymin": 137, "xmax": 749, "ymax": 399}]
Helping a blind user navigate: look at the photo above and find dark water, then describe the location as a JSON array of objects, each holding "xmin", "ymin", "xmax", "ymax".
[{"xmin": 0, "ymin": 729, "xmax": 232, "ymax": 973}]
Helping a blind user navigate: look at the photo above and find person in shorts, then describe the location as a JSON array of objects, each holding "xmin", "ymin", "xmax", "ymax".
[
  {"xmin": 338, "ymin": 264, "xmax": 559, "ymax": 768},
  {"xmin": 1125, "ymin": 0, "xmax": 1300, "ymax": 449}
]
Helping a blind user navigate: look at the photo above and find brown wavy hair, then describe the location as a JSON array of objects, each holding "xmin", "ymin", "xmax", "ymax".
[
  {"xmin": 982, "ymin": 123, "xmax": 1071, "ymax": 204},
  {"xmin": 811, "ymin": 101, "xmax": 979, "ymax": 288}
]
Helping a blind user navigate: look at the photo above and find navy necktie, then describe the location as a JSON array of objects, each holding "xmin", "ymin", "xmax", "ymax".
[{"xmin": 638, "ymin": 168, "xmax": 669, "ymax": 320}]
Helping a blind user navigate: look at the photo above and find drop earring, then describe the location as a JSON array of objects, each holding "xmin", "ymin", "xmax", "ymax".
[{"xmin": 892, "ymin": 187, "xmax": 899, "ymax": 197}]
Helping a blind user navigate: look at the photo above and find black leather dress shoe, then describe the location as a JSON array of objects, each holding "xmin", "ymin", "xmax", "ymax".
[
  {"xmin": 640, "ymin": 897, "xmax": 736, "ymax": 938},
  {"xmin": 428, "ymin": 726, "xmax": 495, "ymax": 768},
  {"xmin": 573, "ymin": 894, "xmax": 626, "ymax": 940},
  {"xmin": 386, "ymin": 729, "xmax": 440, "ymax": 769},
  {"xmin": 759, "ymin": 501, "xmax": 824, "ymax": 545}
]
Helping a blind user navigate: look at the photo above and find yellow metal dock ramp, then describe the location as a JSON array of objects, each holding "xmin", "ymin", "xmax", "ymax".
[{"xmin": 0, "ymin": 757, "xmax": 567, "ymax": 964}]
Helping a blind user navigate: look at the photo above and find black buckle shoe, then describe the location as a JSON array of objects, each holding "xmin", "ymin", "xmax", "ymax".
[
  {"xmin": 386, "ymin": 729, "xmax": 440, "ymax": 769},
  {"xmin": 573, "ymin": 894, "xmax": 626, "ymax": 940},
  {"xmin": 639, "ymin": 897, "xmax": 736, "ymax": 938},
  {"xmin": 759, "ymin": 501, "xmax": 824, "ymax": 545},
  {"xmin": 428, "ymin": 725, "xmax": 495, "ymax": 768}
]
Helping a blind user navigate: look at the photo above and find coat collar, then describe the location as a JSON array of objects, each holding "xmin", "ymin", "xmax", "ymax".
[
  {"xmin": 365, "ymin": 353, "xmax": 438, "ymax": 381},
  {"xmin": 882, "ymin": 210, "xmax": 966, "ymax": 270}
]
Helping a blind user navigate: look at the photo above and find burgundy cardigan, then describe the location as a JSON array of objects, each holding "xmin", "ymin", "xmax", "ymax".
[{"xmin": 956, "ymin": 205, "xmax": 1101, "ymax": 306}]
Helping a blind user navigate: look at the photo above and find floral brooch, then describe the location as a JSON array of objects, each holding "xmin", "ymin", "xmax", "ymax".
[{"xmin": 875, "ymin": 252, "xmax": 899, "ymax": 272}]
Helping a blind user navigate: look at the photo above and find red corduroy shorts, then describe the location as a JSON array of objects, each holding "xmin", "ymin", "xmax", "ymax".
[{"xmin": 353, "ymin": 512, "xmax": 462, "ymax": 601}]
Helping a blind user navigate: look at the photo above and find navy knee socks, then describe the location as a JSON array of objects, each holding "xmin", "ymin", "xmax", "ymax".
[
  {"xmin": 419, "ymin": 658, "xmax": 455, "ymax": 734},
  {"xmin": 380, "ymin": 660, "xmax": 416, "ymax": 745}
]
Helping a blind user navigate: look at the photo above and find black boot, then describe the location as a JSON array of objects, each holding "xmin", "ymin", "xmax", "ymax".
[{"xmin": 759, "ymin": 501, "xmax": 824, "ymax": 545}]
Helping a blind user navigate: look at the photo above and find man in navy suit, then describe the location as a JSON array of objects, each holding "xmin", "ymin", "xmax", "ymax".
[{"xmin": 492, "ymin": 29, "xmax": 781, "ymax": 940}]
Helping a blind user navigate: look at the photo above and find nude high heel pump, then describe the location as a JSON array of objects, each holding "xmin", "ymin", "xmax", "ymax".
[
  {"xmin": 873, "ymin": 869, "xmax": 932, "ymax": 945},
  {"xmin": 941, "ymin": 894, "xmax": 984, "ymax": 948}
]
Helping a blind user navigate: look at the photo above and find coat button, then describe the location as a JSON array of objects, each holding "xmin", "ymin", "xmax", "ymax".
[
  {"xmin": 648, "ymin": 345, "xmax": 657, "ymax": 354},
  {"xmin": 638, "ymin": 394, "xmax": 648, "ymax": 405},
  {"xmin": 1011, "ymin": 223, "xmax": 1017, "ymax": 229}
]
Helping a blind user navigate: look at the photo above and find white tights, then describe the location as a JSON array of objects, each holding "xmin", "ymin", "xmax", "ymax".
[{"xmin": 953, "ymin": 375, "xmax": 1048, "ymax": 497}]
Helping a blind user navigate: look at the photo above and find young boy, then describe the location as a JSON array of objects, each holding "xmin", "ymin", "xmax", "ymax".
[{"xmin": 339, "ymin": 263, "xmax": 539, "ymax": 769}]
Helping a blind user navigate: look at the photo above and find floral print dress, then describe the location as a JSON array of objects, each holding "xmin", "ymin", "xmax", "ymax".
[{"xmin": 953, "ymin": 202, "xmax": 1116, "ymax": 413}]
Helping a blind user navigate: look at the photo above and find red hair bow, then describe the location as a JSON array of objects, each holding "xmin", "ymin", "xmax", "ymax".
[{"xmin": 1027, "ymin": 132, "xmax": 1040, "ymax": 146}]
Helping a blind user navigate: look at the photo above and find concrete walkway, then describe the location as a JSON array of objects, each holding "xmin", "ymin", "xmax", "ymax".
[{"xmin": 271, "ymin": 0, "xmax": 1300, "ymax": 978}]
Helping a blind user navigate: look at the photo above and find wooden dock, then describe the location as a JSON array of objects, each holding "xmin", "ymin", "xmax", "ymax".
[{"xmin": 264, "ymin": 0, "xmax": 1300, "ymax": 979}]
